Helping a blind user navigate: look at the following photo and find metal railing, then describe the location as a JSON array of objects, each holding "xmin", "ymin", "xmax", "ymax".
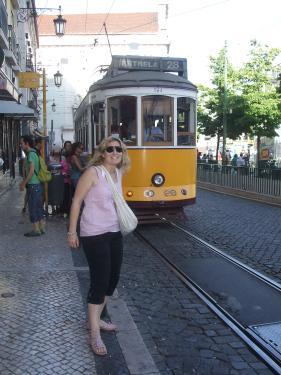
[{"xmin": 197, "ymin": 163, "xmax": 281, "ymax": 197}]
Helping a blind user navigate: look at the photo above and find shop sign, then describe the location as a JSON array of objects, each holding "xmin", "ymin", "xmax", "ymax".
[{"xmin": 18, "ymin": 72, "xmax": 41, "ymax": 88}]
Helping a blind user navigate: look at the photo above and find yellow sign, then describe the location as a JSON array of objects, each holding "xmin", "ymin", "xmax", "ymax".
[{"xmin": 18, "ymin": 72, "xmax": 41, "ymax": 88}]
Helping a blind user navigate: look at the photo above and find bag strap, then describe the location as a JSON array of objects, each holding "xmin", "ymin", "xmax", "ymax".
[
  {"xmin": 100, "ymin": 166, "xmax": 122, "ymax": 203},
  {"xmin": 28, "ymin": 150, "xmax": 40, "ymax": 176}
]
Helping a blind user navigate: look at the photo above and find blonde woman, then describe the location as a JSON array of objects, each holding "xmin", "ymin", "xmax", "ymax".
[{"xmin": 67, "ymin": 136, "xmax": 130, "ymax": 356}]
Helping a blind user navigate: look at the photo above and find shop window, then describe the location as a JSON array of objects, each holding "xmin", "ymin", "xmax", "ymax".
[
  {"xmin": 142, "ymin": 95, "xmax": 173, "ymax": 146},
  {"xmin": 177, "ymin": 97, "xmax": 196, "ymax": 146},
  {"xmin": 107, "ymin": 96, "xmax": 137, "ymax": 146}
]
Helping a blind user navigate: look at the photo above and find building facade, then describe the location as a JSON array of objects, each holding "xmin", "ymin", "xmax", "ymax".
[
  {"xmin": 0, "ymin": 0, "xmax": 38, "ymax": 178},
  {"xmin": 37, "ymin": 5, "xmax": 170, "ymax": 148}
]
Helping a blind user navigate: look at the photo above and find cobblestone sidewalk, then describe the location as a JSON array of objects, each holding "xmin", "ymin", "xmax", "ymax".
[{"xmin": 0, "ymin": 187, "xmax": 96, "ymax": 375}]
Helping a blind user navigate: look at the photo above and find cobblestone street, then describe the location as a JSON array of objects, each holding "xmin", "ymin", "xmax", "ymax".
[
  {"xmin": 183, "ymin": 189, "xmax": 281, "ymax": 282},
  {"xmin": 0, "ymin": 185, "xmax": 277, "ymax": 374}
]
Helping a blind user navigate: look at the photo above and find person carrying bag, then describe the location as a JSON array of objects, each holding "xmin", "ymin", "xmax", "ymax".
[{"xmin": 67, "ymin": 136, "xmax": 136, "ymax": 357}]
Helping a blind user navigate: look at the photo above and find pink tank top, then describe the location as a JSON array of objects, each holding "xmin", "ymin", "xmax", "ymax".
[{"xmin": 80, "ymin": 166, "xmax": 122, "ymax": 236}]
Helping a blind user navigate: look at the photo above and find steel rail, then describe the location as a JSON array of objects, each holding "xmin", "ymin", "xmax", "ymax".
[
  {"xmin": 161, "ymin": 216, "xmax": 281, "ymax": 292},
  {"xmin": 135, "ymin": 227, "xmax": 281, "ymax": 374}
]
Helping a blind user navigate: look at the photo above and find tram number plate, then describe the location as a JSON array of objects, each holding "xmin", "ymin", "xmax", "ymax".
[
  {"xmin": 154, "ymin": 87, "xmax": 162, "ymax": 93},
  {"xmin": 164, "ymin": 189, "xmax": 176, "ymax": 197}
]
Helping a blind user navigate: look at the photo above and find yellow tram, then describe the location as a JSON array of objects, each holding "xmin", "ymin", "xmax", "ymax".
[{"xmin": 74, "ymin": 55, "xmax": 197, "ymax": 219}]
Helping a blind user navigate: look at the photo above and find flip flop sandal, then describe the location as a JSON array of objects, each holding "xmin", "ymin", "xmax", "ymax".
[{"xmin": 87, "ymin": 334, "xmax": 107, "ymax": 356}]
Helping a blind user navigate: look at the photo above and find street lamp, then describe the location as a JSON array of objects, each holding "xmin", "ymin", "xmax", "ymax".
[
  {"xmin": 53, "ymin": 6, "xmax": 66, "ymax": 37},
  {"xmin": 51, "ymin": 100, "xmax": 56, "ymax": 112},
  {"xmin": 17, "ymin": 6, "xmax": 66, "ymax": 37},
  {"xmin": 54, "ymin": 71, "xmax": 63, "ymax": 87}
]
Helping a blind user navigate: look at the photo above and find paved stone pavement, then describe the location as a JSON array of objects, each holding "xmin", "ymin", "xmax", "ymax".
[
  {"xmin": 0, "ymin": 185, "xmax": 276, "ymax": 374},
  {"xmin": 182, "ymin": 189, "xmax": 281, "ymax": 283}
]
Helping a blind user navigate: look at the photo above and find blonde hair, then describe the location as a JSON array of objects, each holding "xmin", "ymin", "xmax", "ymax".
[{"xmin": 88, "ymin": 136, "xmax": 130, "ymax": 172}]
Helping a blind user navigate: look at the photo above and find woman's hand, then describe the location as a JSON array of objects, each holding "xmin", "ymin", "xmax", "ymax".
[{"xmin": 67, "ymin": 233, "xmax": 80, "ymax": 248}]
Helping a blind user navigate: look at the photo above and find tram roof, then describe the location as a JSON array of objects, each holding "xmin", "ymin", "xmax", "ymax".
[{"xmin": 89, "ymin": 70, "xmax": 197, "ymax": 92}]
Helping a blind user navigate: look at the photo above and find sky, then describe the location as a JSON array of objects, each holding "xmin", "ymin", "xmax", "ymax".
[{"xmin": 35, "ymin": 0, "xmax": 281, "ymax": 84}]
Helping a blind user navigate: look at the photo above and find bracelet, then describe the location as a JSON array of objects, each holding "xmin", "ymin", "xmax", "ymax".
[{"xmin": 67, "ymin": 232, "xmax": 77, "ymax": 236}]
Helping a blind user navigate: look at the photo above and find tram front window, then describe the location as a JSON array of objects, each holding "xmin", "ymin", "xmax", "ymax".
[
  {"xmin": 107, "ymin": 96, "xmax": 137, "ymax": 145},
  {"xmin": 142, "ymin": 95, "xmax": 173, "ymax": 146},
  {"xmin": 177, "ymin": 97, "xmax": 196, "ymax": 146}
]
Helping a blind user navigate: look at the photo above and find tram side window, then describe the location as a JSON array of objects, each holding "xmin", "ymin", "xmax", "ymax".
[
  {"xmin": 93, "ymin": 103, "xmax": 106, "ymax": 145},
  {"xmin": 142, "ymin": 96, "xmax": 173, "ymax": 146},
  {"xmin": 107, "ymin": 96, "xmax": 137, "ymax": 146},
  {"xmin": 177, "ymin": 97, "xmax": 196, "ymax": 146}
]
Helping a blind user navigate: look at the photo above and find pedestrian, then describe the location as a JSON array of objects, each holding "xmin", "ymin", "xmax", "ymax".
[
  {"xmin": 61, "ymin": 148, "xmax": 72, "ymax": 217},
  {"xmin": 67, "ymin": 136, "xmax": 130, "ymax": 356},
  {"xmin": 231, "ymin": 154, "xmax": 238, "ymax": 174},
  {"xmin": 48, "ymin": 145, "xmax": 64, "ymax": 215},
  {"xmin": 19, "ymin": 135, "xmax": 45, "ymax": 237},
  {"xmin": 237, "ymin": 152, "xmax": 245, "ymax": 175},
  {"xmin": 70, "ymin": 142, "xmax": 86, "ymax": 191},
  {"xmin": 61, "ymin": 141, "xmax": 72, "ymax": 160},
  {"xmin": 237, "ymin": 153, "xmax": 245, "ymax": 168}
]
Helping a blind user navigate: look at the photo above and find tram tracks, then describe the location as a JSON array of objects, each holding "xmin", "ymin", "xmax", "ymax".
[{"xmin": 135, "ymin": 220, "xmax": 281, "ymax": 374}]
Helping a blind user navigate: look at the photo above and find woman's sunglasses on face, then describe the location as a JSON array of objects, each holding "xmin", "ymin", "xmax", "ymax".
[{"xmin": 105, "ymin": 146, "xmax": 123, "ymax": 153}]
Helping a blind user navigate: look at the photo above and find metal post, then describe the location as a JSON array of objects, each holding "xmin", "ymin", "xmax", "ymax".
[
  {"xmin": 42, "ymin": 68, "xmax": 48, "ymax": 207},
  {"xmin": 222, "ymin": 40, "xmax": 228, "ymax": 165}
]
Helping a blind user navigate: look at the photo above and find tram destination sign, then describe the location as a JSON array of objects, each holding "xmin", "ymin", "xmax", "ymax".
[{"xmin": 112, "ymin": 56, "xmax": 187, "ymax": 78}]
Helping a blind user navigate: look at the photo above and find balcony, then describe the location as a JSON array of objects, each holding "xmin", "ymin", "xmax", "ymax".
[
  {"xmin": 3, "ymin": 25, "xmax": 21, "ymax": 67},
  {"xmin": 3, "ymin": 48, "xmax": 17, "ymax": 66},
  {"xmin": 0, "ymin": 1, "xmax": 8, "ymax": 48}
]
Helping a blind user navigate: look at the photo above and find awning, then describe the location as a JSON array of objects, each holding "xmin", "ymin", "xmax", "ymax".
[{"xmin": 0, "ymin": 100, "xmax": 36, "ymax": 119}]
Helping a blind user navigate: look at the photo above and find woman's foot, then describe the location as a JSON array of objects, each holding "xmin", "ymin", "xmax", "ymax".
[
  {"xmin": 100, "ymin": 320, "xmax": 117, "ymax": 332},
  {"xmin": 88, "ymin": 332, "xmax": 107, "ymax": 356},
  {"xmin": 87, "ymin": 320, "xmax": 117, "ymax": 332}
]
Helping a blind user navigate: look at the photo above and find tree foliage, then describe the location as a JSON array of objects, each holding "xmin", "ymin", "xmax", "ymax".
[{"xmin": 198, "ymin": 41, "xmax": 281, "ymax": 148}]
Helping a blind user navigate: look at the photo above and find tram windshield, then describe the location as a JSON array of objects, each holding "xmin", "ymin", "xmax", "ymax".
[
  {"xmin": 142, "ymin": 95, "xmax": 173, "ymax": 146},
  {"xmin": 107, "ymin": 96, "xmax": 137, "ymax": 146},
  {"xmin": 177, "ymin": 97, "xmax": 196, "ymax": 146}
]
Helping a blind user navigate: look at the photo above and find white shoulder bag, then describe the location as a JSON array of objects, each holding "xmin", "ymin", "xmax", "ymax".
[{"xmin": 101, "ymin": 166, "xmax": 138, "ymax": 235}]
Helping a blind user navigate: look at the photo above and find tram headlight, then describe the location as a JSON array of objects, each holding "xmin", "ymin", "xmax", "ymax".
[
  {"xmin": 126, "ymin": 191, "xmax": 133, "ymax": 197},
  {"xmin": 151, "ymin": 173, "xmax": 165, "ymax": 187},
  {"xmin": 144, "ymin": 190, "xmax": 155, "ymax": 197}
]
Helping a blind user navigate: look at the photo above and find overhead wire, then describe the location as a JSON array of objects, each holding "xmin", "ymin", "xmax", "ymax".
[{"xmin": 94, "ymin": 0, "xmax": 231, "ymax": 38}]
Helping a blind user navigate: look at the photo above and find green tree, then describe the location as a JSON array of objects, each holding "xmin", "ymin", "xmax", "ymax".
[
  {"xmin": 237, "ymin": 40, "xmax": 281, "ymax": 164},
  {"xmin": 198, "ymin": 41, "xmax": 281, "ymax": 165},
  {"xmin": 197, "ymin": 48, "xmax": 243, "ymax": 160}
]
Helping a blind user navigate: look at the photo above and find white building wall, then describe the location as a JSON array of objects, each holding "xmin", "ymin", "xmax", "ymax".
[{"xmin": 37, "ymin": 26, "xmax": 169, "ymax": 145}]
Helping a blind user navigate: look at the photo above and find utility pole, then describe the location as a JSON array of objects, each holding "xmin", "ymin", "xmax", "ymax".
[
  {"xmin": 222, "ymin": 40, "xmax": 228, "ymax": 165},
  {"xmin": 42, "ymin": 68, "xmax": 48, "ymax": 206}
]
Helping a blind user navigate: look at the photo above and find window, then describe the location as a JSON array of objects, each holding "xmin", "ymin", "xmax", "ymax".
[
  {"xmin": 142, "ymin": 95, "xmax": 173, "ymax": 146},
  {"xmin": 93, "ymin": 102, "xmax": 105, "ymax": 145},
  {"xmin": 177, "ymin": 97, "xmax": 196, "ymax": 146},
  {"xmin": 107, "ymin": 96, "xmax": 137, "ymax": 146}
]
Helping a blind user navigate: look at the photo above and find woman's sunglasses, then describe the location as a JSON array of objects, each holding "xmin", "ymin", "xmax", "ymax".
[{"xmin": 105, "ymin": 146, "xmax": 123, "ymax": 153}]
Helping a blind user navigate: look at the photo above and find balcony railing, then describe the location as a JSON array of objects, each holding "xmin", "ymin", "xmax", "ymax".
[
  {"xmin": 197, "ymin": 163, "xmax": 281, "ymax": 197},
  {"xmin": 0, "ymin": 1, "xmax": 8, "ymax": 39},
  {"xmin": 7, "ymin": 25, "xmax": 21, "ymax": 66}
]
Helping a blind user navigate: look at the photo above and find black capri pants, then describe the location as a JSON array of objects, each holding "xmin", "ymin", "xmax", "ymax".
[{"xmin": 81, "ymin": 231, "xmax": 123, "ymax": 305}]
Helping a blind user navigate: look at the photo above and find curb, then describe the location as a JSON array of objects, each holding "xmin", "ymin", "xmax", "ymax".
[{"xmin": 197, "ymin": 182, "xmax": 281, "ymax": 208}]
